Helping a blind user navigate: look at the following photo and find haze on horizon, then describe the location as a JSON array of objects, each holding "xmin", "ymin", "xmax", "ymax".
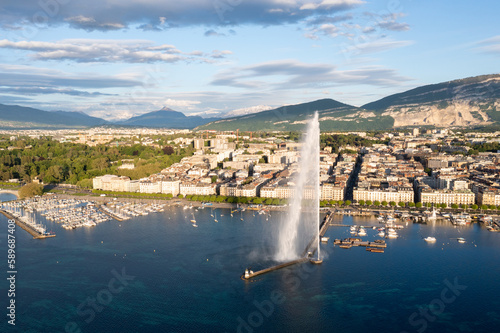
[{"xmin": 0, "ymin": 0, "xmax": 498, "ymax": 121}]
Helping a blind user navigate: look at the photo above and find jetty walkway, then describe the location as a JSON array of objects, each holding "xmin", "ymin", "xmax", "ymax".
[
  {"xmin": 0, "ymin": 209, "xmax": 55, "ymax": 239},
  {"xmin": 242, "ymin": 211, "xmax": 335, "ymax": 281}
]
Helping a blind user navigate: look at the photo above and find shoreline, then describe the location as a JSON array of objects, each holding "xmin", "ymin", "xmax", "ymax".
[
  {"xmin": 7, "ymin": 192, "xmax": 500, "ymax": 218},
  {"xmin": 0, "ymin": 189, "xmax": 19, "ymax": 198}
]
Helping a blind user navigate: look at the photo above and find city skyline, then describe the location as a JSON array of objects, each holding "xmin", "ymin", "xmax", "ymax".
[{"xmin": 0, "ymin": 0, "xmax": 499, "ymax": 121}]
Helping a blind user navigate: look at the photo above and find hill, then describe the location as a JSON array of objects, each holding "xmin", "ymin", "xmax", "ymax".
[
  {"xmin": 117, "ymin": 107, "xmax": 217, "ymax": 129},
  {"xmin": 0, "ymin": 104, "xmax": 108, "ymax": 129},
  {"xmin": 196, "ymin": 99, "xmax": 394, "ymax": 132}
]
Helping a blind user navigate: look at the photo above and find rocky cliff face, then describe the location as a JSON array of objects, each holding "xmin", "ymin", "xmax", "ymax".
[
  {"xmin": 364, "ymin": 74, "xmax": 500, "ymax": 128},
  {"xmin": 385, "ymin": 101, "xmax": 494, "ymax": 127}
]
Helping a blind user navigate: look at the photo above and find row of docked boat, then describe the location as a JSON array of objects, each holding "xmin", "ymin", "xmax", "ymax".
[{"xmin": 103, "ymin": 202, "xmax": 165, "ymax": 219}]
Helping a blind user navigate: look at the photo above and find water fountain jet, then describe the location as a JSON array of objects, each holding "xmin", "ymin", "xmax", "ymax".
[{"xmin": 275, "ymin": 112, "xmax": 321, "ymax": 262}]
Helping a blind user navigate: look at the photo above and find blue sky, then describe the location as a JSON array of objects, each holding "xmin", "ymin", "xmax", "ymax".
[{"xmin": 0, "ymin": 0, "xmax": 498, "ymax": 120}]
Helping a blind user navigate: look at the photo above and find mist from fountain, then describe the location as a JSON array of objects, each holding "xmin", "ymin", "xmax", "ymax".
[{"xmin": 274, "ymin": 112, "xmax": 320, "ymax": 262}]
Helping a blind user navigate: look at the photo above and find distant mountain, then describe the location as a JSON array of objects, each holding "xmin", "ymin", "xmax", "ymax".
[
  {"xmin": 0, "ymin": 103, "xmax": 108, "ymax": 129},
  {"xmin": 363, "ymin": 74, "xmax": 500, "ymax": 128},
  {"xmin": 2, "ymin": 74, "xmax": 499, "ymax": 131},
  {"xmin": 196, "ymin": 98, "xmax": 394, "ymax": 131},
  {"xmin": 117, "ymin": 107, "xmax": 218, "ymax": 129}
]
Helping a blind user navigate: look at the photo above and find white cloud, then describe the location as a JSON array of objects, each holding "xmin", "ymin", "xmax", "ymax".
[
  {"xmin": 0, "ymin": 0, "xmax": 366, "ymax": 31},
  {"xmin": 163, "ymin": 99, "xmax": 201, "ymax": 109},
  {"xmin": 476, "ymin": 35, "xmax": 500, "ymax": 55},
  {"xmin": 211, "ymin": 59, "xmax": 411, "ymax": 90},
  {"xmin": 340, "ymin": 38, "xmax": 413, "ymax": 55},
  {"xmin": 0, "ymin": 39, "xmax": 232, "ymax": 63},
  {"xmin": 301, "ymin": 0, "xmax": 364, "ymax": 10}
]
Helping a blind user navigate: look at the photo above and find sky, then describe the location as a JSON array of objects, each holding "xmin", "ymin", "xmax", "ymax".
[{"xmin": 0, "ymin": 0, "xmax": 499, "ymax": 121}]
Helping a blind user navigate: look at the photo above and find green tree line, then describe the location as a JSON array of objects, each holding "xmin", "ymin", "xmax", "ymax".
[{"xmin": 0, "ymin": 137, "xmax": 194, "ymax": 185}]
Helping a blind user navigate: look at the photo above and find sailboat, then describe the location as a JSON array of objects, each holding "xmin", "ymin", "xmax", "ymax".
[
  {"xmin": 190, "ymin": 212, "xmax": 196, "ymax": 223},
  {"xmin": 214, "ymin": 210, "xmax": 218, "ymax": 223},
  {"xmin": 240, "ymin": 210, "xmax": 244, "ymax": 221}
]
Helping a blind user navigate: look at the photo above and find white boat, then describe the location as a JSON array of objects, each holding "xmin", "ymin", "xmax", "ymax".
[
  {"xmin": 424, "ymin": 236, "xmax": 436, "ymax": 242},
  {"xmin": 190, "ymin": 213, "xmax": 196, "ymax": 223},
  {"xmin": 192, "ymin": 223, "xmax": 198, "ymax": 228},
  {"xmin": 358, "ymin": 228, "xmax": 367, "ymax": 236},
  {"xmin": 386, "ymin": 228, "xmax": 398, "ymax": 238},
  {"xmin": 321, "ymin": 236, "xmax": 329, "ymax": 243},
  {"xmin": 457, "ymin": 237, "xmax": 466, "ymax": 243},
  {"xmin": 378, "ymin": 231, "xmax": 385, "ymax": 237}
]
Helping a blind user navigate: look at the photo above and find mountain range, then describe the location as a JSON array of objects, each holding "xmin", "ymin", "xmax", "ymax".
[{"xmin": 1, "ymin": 74, "xmax": 499, "ymax": 131}]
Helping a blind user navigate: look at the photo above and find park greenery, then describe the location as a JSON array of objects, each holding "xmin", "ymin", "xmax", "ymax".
[
  {"xmin": 0, "ymin": 136, "xmax": 195, "ymax": 186},
  {"xmin": 18, "ymin": 182, "xmax": 44, "ymax": 199}
]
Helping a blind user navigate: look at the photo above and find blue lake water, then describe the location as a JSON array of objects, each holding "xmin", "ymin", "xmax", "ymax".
[{"xmin": 1, "ymin": 198, "xmax": 499, "ymax": 333}]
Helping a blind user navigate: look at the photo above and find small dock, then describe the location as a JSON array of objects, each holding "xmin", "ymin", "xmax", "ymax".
[
  {"xmin": 333, "ymin": 238, "xmax": 387, "ymax": 249},
  {"xmin": 0, "ymin": 209, "xmax": 56, "ymax": 239}
]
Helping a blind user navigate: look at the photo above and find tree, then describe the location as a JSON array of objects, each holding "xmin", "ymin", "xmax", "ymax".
[
  {"xmin": 389, "ymin": 201, "xmax": 396, "ymax": 207},
  {"xmin": 381, "ymin": 201, "xmax": 388, "ymax": 207},
  {"xmin": 440, "ymin": 203, "xmax": 447, "ymax": 209},
  {"xmin": 366, "ymin": 200, "xmax": 372, "ymax": 206},
  {"xmin": 344, "ymin": 200, "xmax": 351, "ymax": 206},
  {"xmin": 178, "ymin": 194, "xmax": 184, "ymax": 199},
  {"xmin": 329, "ymin": 200, "xmax": 337, "ymax": 206},
  {"xmin": 460, "ymin": 204, "xmax": 467, "ymax": 210},
  {"xmin": 358, "ymin": 200, "xmax": 365, "ymax": 206},
  {"xmin": 480, "ymin": 204, "xmax": 488, "ymax": 210},
  {"xmin": 253, "ymin": 198, "xmax": 263, "ymax": 204},
  {"xmin": 91, "ymin": 157, "xmax": 109, "ymax": 171},
  {"xmin": 451, "ymin": 204, "xmax": 458, "ymax": 209},
  {"xmin": 77, "ymin": 178, "xmax": 93, "ymax": 189},
  {"xmin": 211, "ymin": 176, "xmax": 218, "ymax": 183},
  {"xmin": 471, "ymin": 204, "xmax": 478, "ymax": 210},
  {"xmin": 18, "ymin": 182, "xmax": 44, "ymax": 199},
  {"xmin": 272, "ymin": 199, "xmax": 280, "ymax": 205},
  {"xmin": 408, "ymin": 202, "xmax": 415, "ymax": 208},
  {"xmin": 374, "ymin": 200, "xmax": 380, "ymax": 207},
  {"xmin": 338, "ymin": 200, "xmax": 344, "ymax": 206},
  {"xmin": 162, "ymin": 146, "xmax": 175, "ymax": 155},
  {"xmin": 265, "ymin": 198, "xmax": 273, "ymax": 205},
  {"xmin": 489, "ymin": 205, "xmax": 496, "ymax": 210},
  {"xmin": 43, "ymin": 165, "xmax": 63, "ymax": 183},
  {"xmin": 415, "ymin": 202, "xmax": 422, "ymax": 208},
  {"xmin": 398, "ymin": 202, "xmax": 405, "ymax": 208}
]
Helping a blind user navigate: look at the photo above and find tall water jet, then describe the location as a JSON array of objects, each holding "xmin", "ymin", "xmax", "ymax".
[{"xmin": 275, "ymin": 112, "xmax": 320, "ymax": 262}]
